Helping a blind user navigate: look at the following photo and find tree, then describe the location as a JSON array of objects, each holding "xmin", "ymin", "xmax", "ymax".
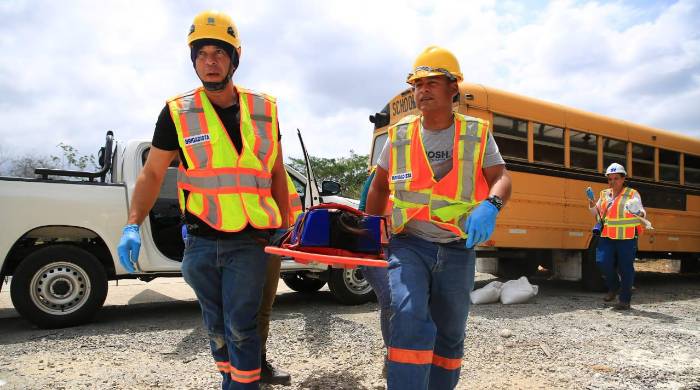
[
  {"xmin": 53, "ymin": 143, "xmax": 97, "ymax": 171},
  {"xmin": 0, "ymin": 143, "xmax": 96, "ymax": 178},
  {"xmin": 288, "ymin": 150, "xmax": 370, "ymax": 199}
]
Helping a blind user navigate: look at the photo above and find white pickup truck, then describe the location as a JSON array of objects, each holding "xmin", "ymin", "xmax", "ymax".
[{"xmin": 0, "ymin": 131, "xmax": 373, "ymax": 329}]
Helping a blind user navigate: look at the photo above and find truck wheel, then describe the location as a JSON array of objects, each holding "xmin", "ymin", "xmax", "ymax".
[
  {"xmin": 10, "ymin": 245, "xmax": 108, "ymax": 329},
  {"xmin": 328, "ymin": 268, "xmax": 375, "ymax": 305},
  {"xmin": 281, "ymin": 273, "xmax": 326, "ymax": 293},
  {"xmin": 581, "ymin": 236, "xmax": 606, "ymax": 292}
]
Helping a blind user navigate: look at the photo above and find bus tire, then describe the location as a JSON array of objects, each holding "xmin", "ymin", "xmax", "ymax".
[
  {"xmin": 10, "ymin": 245, "xmax": 108, "ymax": 329},
  {"xmin": 496, "ymin": 257, "xmax": 539, "ymax": 279},
  {"xmin": 679, "ymin": 256, "xmax": 699, "ymax": 273},
  {"xmin": 581, "ymin": 236, "xmax": 606, "ymax": 292},
  {"xmin": 281, "ymin": 272, "xmax": 326, "ymax": 293},
  {"xmin": 328, "ymin": 268, "xmax": 375, "ymax": 305}
]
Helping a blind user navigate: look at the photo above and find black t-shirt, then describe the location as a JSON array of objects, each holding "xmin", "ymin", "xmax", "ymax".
[{"xmin": 152, "ymin": 99, "xmax": 281, "ymax": 237}]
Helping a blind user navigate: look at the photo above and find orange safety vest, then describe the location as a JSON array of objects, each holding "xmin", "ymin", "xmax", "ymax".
[
  {"xmin": 600, "ymin": 187, "xmax": 642, "ymax": 239},
  {"xmin": 387, "ymin": 113, "xmax": 490, "ymax": 238},
  {"xmin": 169, "ymin": 86, "xmax": 282, "ymax": 232}
]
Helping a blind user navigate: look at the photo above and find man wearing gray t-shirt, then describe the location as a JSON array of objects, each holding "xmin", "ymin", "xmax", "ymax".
[{"xmin": 365, "ymin": 46, "xmax": 512, "ymax": 390}]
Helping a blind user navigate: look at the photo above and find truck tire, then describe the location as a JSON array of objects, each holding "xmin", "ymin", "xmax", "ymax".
[
  {"xmin": 10, "ymin": 245, "xmax": 108, "ymax": 329},
  {"xmin": 281, "ymin": 273, "xmax": 326, "ymax": 293},
  {"xmin": 328, "ymin": 268, "xmax": 375, "ymax": 305},
  {"xmin": 581, "ymin": 236, "xmax": 606, "ymax": 292}
]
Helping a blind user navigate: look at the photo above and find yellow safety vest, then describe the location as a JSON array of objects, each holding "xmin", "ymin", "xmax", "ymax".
[
  {"xmin": 286, "ymin": 173, "xmax": 303, "ymax": 224},
  {"xmin": 169, "ymin": 86, "xmax": 282, "ymax": 232}
]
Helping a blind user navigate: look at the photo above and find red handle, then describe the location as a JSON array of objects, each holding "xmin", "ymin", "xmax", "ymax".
[{"xmin": 307, "ymin": 202, "xmax": 365, "ymax": 216}]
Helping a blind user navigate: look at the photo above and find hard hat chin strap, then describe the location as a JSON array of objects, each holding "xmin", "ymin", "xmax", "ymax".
[{"xmin": 200, "ymin": 62, "xmax": 236, "ymax": 92}]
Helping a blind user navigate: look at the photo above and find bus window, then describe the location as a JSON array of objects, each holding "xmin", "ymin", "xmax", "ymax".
[
  {"xmin": 632, "ymin": 143, "xmax": 654, "ymax": 180},
  {"xmin": 492, "ymin": 114, "xmax": 527, "ymax": 160},
  {"xmin": 533, "ymin": 122, "xmax": 564, "ymax": 165},
  {"xmin": 659, "ymin": 148, "xmax": 680, "ymax": 183},
  {"xmin": 569, "ymin": 130, "xmax": 597, "ymax": 171},
  {"xmin": 603, "ymin": 137, "xmax": 627, "ymax": 171},
  {"xmin": 371, "ymin": 133, "xmax": 388, "ymax": 167},
  {"xmin": 685, "ymin": 154, "xmax": 700, "ymax": 187}
]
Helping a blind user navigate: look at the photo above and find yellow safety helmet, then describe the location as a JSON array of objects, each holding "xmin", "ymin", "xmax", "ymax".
[
  {"xmin": 407, "ymin": 46, "xmax": 463, "ymax": 84},
  {"xmin": 187, "ymin": 10, "xmax": 241, "ymax": 50}
]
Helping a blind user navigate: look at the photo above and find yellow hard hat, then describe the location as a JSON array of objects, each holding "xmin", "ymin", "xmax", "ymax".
[
  {"xmin": 407, "ymin": 46, "xmax": 463, "ymax": 84},
  {"xmin": 187, "ymin": 10, "xmax": 240, "ymax": 50}
]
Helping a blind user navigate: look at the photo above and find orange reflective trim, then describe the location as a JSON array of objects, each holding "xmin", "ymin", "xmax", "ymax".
[
  {"xmin": 432, "ymin": 354, "xmax": 462, "ymax": 370},
  {"xmin": 230, "ymin": 366, "xmax": 261, "ymax": 384},
  {"xmin": 183, "ymin": 167, "xmax": 272, "ymax": 178},
  {"xmin": 388, "ymin": 347, "xmax": 433, "ymax": 365},
  {"xmin": 215, "ymin": 361, "xmax": 231, "ymax": 373},
  {"xmin": 177, "ymin": 182, "xmax": 272, "ymax": 196}
]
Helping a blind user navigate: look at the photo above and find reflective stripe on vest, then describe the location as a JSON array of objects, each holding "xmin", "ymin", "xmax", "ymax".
[
  {"xmin": 387, "ymin": 113, "xmax": 490, "ymax": 238},
  {"xmin": 600, "ymin": 187, "xmax": 641, "ymax": 240},
  {"xmin": 169, "ymin": 86, "xmax": 281, "ymax": 232},
  {"xmin": 286, "ymin": 172, "xmax": 303, "ymax": 223}
]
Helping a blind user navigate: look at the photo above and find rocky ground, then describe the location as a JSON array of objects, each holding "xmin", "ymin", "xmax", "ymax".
[{"xmin": 1, "ymin": 260, "xmax": 699, "ymax": 390}]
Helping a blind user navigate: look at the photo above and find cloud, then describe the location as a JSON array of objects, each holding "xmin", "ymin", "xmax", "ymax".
[{"xmin": 0, "ymin": 0, "xmax": 697, "ymax": 165}]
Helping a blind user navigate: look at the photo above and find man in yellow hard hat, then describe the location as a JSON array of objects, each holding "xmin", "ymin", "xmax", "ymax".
[
  {"xmin": 117, "ymin": 10, "xmax": 291, "ymax": 388},
  {"xmin": 365, "ymin": 46, "xmax": 512, "ymax": 389}
]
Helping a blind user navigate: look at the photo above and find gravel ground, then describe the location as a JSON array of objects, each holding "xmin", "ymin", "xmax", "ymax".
[{"xmin": 1, "ymin": 262, "xmax": 699, "ymax": 390}]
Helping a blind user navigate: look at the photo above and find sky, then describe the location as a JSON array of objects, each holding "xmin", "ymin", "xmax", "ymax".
[{"xmin": 0, "ymin": 0, "xmax": 698, "ymax": 163}]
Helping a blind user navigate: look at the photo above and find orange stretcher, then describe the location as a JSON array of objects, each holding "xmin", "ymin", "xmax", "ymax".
[{"xmin": 264, "ymin": 246, "xmax": 388, "ymax": 269}]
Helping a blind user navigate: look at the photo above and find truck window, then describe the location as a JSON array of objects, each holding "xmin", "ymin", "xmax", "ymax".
[{"xmin": 371, "ymin": 133, "xmax": 388, "ymax": 167}]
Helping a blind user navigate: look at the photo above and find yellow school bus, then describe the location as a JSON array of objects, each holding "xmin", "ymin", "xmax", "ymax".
[{"xmin": 368, "ymin": 82, "xmax": 700, "ymax": 289}]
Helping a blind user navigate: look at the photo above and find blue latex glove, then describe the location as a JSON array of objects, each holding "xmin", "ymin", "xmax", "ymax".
[
  {"xmin": 117, "ymin": 224, "xmax": 141, "ymax": 273},
  {"xmin": 181, "ymin": 224, "xmax": 188, "ymax": 243},
  {"xmin": 465, "ymin": 201, "xmax": 499, "ymax": 249},
  {"xmin": 585, "ymin": 187, "xmax": 595, "ymax": 202}
]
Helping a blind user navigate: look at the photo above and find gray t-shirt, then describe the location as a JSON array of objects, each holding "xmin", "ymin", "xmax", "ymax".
[{"xmin": 377, "ymin": 122, "xmax": 505, "ymax": 243}]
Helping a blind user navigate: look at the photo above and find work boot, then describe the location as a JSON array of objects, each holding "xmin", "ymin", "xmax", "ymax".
[
  {"xmin": 603, "ymin": 291, "xmax": 616, "ymax": 302},
  {"xmin": 613, "ymin": 301, "xmax": 631, "ymax": 310},
  {"xmin": 260, "ymin": 356, "xmax": 291, "ymax": 386}
]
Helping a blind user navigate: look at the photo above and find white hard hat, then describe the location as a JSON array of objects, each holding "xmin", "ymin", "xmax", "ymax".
[{"xmin": 605, "ymin": 163, "xmax": 627, "ymax": 176}]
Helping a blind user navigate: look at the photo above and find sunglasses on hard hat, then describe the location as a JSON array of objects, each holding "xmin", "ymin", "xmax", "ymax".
[{"xmin": 407, "ymin": 66, "xmax": 456, "ymax": 82}]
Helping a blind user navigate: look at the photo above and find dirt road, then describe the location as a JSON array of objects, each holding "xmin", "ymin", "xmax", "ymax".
[{"xmin": 1, "ymin": 266, "xmax": 699, "ymax": 389}]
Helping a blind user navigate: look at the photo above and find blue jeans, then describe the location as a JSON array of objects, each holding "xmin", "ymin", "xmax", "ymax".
[
  {"xmin": 362, "ymin": 265, "xmax": 391, "ymax": 347},
  {"xmin": 181, "ymin": 232, "xmax": 269, "ymax": 390},
  {"xmin": 596, "ymin": 237, "xmax": 637, "ymax": 303},
  {"xmin": 386, "ymin": 234, "xmax": 476, "ymax": 390}
]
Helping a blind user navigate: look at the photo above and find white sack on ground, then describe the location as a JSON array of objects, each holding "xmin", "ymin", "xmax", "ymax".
[
  {"xmin": 470, "ymin": 281, "xmax": 504, "ymax": 304},
  {"xmin": 500, "ymin": 276, "xmax": 539, "ymax": 304}
]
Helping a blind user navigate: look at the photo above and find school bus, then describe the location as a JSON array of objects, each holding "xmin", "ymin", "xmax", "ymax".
[{"xmin": 368, "ymin": 82, "xmax": 700, "ymax": 289}]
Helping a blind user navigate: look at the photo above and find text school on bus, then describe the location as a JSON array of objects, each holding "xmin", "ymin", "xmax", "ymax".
[{"xmin": 368, "ymin": 81, "xmax": 700, "ymax": 290}]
